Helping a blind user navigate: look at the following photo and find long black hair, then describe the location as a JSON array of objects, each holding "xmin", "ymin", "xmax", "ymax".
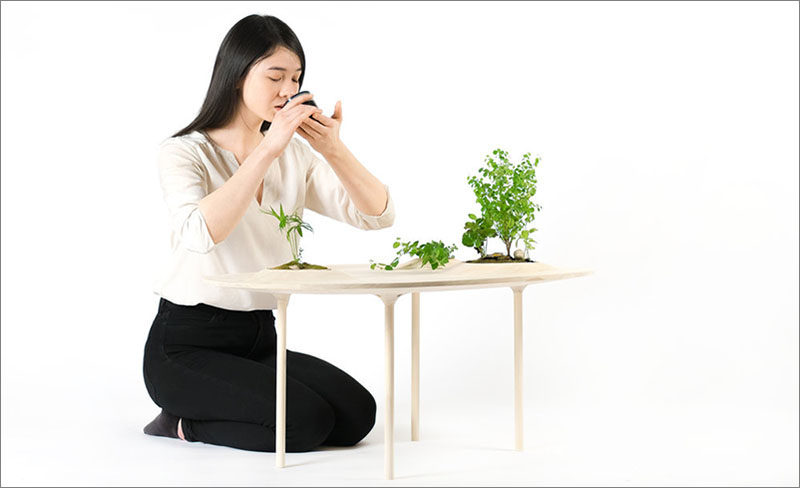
[{"xmin": 171, "ymin": 14, "xmax": 306, "ymax": 138}]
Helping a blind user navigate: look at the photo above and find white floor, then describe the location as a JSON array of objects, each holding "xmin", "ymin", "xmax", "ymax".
[{"xmin": 2, "ymin": 380, "xmax": 797, "ymax": 486}]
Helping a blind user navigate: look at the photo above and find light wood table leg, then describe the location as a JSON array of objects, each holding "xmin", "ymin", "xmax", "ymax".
[
  {"xmin": 411, "ymin": 292, "xmax": 420, "ymax": 441},
  {"xmin": 512, "ymin": 285, "xmax": 526, "ymax": 451},
  {"xmin": 377, "ymin": 293, "xmax": 401, "ymax": 480},
  {"xmin": 274, "ymin": 294, "xmax": 290, "ymax": 468}
]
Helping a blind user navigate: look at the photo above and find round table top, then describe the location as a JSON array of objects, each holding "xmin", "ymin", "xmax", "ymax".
[{"xmin": 202, "ymin": 259, "xmax": 594, "ymax": 295}]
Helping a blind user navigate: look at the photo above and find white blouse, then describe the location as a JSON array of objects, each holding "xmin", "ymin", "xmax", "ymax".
[{"xmin": 152, "ymin": 130, "xmax": 396, "ymax": 311}]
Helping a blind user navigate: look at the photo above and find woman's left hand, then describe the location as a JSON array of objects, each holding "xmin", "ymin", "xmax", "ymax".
[{"xmin": 296, "ymin": 100, "xmax": 343, "ymax": 158}]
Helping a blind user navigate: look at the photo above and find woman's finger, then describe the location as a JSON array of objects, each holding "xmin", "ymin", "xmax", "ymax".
[
  {"xmin": 300, "ymin": 119, "xmax": 323, "ymax": 137},
  {"xmin": 290, "ymin": 107, "xmax": 319, "ymax": 128},
  {"xmin": 305, "ymin": 115, "xmax": 326, "ymax": 128},
  {"xmin": 311, "ymin": 113, "xmax": 330, "ymax": 126}
]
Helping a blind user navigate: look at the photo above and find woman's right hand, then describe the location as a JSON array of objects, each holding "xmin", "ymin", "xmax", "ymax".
[{"xmin": 260, "ymin": 93, "xmax": 322, "ymax": 158}]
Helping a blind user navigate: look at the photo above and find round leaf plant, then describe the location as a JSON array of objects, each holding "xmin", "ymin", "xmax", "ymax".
[
  {"xmin": 370, "ymin": 237, "xmax": 458, "ymax": 271},
  {"xmin": 465, "ymin": 148, "xmax": 541, "ymax": 261}
]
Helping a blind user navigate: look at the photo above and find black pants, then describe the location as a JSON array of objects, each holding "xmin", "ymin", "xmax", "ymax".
[{"xmin": 142, "ymin": 298, "xmax": 376, "ymax": 452}]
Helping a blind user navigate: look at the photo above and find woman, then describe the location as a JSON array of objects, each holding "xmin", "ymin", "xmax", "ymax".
[{"xmin": 142, "ymin": 14, "xmax": 395, "ymax": 453}]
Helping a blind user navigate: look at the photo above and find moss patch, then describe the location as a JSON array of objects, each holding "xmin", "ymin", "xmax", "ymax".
[
  {"xmin": 466, "ymin": 252, "xmax": 535, "ymax": 263},
  {"xmin": 270, "ymin": 260, "xmax": 329, "ymax": 270}
]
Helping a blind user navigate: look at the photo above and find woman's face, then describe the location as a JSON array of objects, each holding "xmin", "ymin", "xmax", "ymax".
[{"xmin": 238, "ymin": 46, "xmax": 303, "ymax": 123}]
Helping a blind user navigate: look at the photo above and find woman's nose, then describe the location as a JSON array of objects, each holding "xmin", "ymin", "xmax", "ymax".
[{"xmin": 280, "ymin": 86, "xmax": 298, "ymax": 98}]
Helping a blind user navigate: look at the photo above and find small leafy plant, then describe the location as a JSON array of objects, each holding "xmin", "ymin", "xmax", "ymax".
[
  {"xmin": 466, "ymin": 149, "xmax": 541, "ymax": 259},
  {"xmin": 461, "ymin": 213, "xmax": 497, "ymax": 258},
  {"xmin": 260, "ymin": 204, "xmax": 328, "ymax": 270},
  {"xmin": 370, "ymin": 237, "xmax": 458, "ymax": 270}
]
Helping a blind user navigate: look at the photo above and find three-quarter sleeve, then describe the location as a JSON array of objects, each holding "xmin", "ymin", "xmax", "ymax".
[
  {"xmin": 156, "ymin": 139, "xmax": 219, "ymax": 253},
  {"xmin": 302, "ymin": 141, "xmax": 396, "ymax": 230}
]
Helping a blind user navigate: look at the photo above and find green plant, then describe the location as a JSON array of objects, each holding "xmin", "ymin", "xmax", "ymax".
[
  {"xmin": 467, "ymin": 149, "xmax": 541, "ymax": 258},
  {"xmin": 461, "ymin": 213, "xmax": 497, "ymax": 257},
  {"xmin": 514, "ymin": 228, "xmax": 537, "ymax": 257},
  {"xmin": 370, "ymin": 237, "xmax": 458, "ymax": 270},
  {"xmin": 260, "ymin": 203, "xmax": 313, "ymax": 265}
]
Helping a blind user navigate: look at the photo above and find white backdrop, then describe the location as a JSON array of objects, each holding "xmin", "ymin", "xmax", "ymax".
[{"xmin": 1, "ymin": 1, "xmax": 797, "ymax": 486}]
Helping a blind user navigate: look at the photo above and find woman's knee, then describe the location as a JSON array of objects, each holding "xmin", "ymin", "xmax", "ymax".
[
  {"xmin": 357, "ymin": 388, "xmax": 377, "ymax": 437},
  {"xmin": 353, "ymin": 388, "xmax": 377, "ymax": 444},
  {"xmin": 286, "ymin": 393, "xmax": 336, "ymax": 452},
  {"xmin": 329, "ymin": 385, "xmax": 377, "ymax": 446}
]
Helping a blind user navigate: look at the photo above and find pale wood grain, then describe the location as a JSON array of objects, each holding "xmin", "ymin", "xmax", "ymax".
[{"xmin": 203, "ymin": 260, "xmax": 593, "ymax": 294}]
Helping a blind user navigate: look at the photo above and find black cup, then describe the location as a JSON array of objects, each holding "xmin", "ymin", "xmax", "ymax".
[
  {"xmin": 286, "ymin": 90, "xmax": 318, "ymax": 108},
  {"xmin": 280, "ymin": 90, "xmax": 320, "ymax": 123}
]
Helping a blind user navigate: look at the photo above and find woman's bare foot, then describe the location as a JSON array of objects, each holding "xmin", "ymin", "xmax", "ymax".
[{"xmin": 178, "ymin": 418, "xmax": 185, "ymax": 441}]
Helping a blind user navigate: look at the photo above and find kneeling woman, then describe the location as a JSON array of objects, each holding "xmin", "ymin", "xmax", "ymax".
[{"xmin": 142, "ymin": 13, "xmax": 395, "ymax": 452}]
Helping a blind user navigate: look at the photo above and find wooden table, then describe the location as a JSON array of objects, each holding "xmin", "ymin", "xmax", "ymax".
[{"xmin": 204, "ymin": 259, "xmax": 593, "ymax": 479}]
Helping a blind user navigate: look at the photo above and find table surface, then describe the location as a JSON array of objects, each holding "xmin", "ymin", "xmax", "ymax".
[
  {"xmin": 203, "ymin": 259, "xmax": 594, "ymax": 294},
  {"xmin": 202, "ymin": 257, "xmax": 593, "ymax": 479}
]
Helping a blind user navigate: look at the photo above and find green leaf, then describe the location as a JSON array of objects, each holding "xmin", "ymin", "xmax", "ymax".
[{"xmin": 462, "ymin": 235, "xmax": 475, "ymax": 247}]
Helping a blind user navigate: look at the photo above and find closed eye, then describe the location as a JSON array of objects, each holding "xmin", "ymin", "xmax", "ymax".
[{"xmin": 269, "ymin": 77, "xmax": 299, "ymax": 83}]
